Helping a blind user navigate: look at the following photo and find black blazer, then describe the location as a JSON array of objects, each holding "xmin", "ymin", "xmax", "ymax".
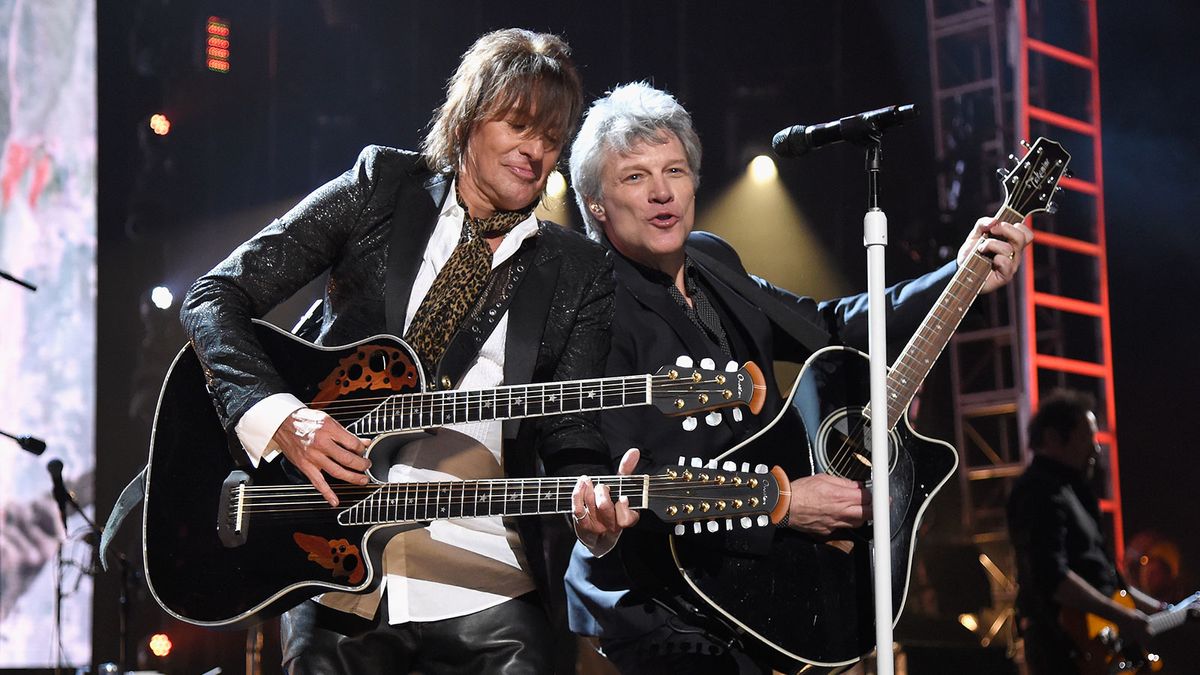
[{"xmin": 180, "ymin": 145, "xmax": 615, "ymax": 603}]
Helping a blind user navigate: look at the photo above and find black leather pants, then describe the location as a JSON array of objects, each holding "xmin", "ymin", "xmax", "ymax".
[{"xmin": 281, "ymin": 593, "xmax": 553, "ymax": 674}]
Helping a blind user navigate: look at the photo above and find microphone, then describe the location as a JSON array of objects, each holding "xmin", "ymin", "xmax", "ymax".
[
  {"xmin": 0, "ymin": 429, "xmax": 47, "ymax": 455},
  {"xmin": 772, "ymin": 104, "xmax": 919, "ymax": 157},
  {"xmin": 47, "ymin": 459, "xmax": 71, "ymax": 530}
]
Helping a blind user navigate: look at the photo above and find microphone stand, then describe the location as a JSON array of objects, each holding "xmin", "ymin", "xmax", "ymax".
[
  {"xmin": 47, "ymin": 460, "xmax": 101, "ymax": 675},
  {"xmin": 863, "ymin": 139, "xmax": 895, "ymax": 675},
  {"xmin": 0, "ymin": 268, "xmax": 38, "ymax": 291}
]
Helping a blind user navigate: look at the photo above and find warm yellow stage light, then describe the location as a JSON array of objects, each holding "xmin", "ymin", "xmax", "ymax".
[
  {"xmin": 748, "ymin": 155, "xmax": 777, "ymax": 184},
  {"xmin": 149, "ymin": 114, "xmax": 171, "ymax": 136},
  {"xmin": 148, "ymin": 632, "xmax": 173, "ymax": 657},
  {"xmin": 546, "ymin": 170, "xmax": 568, "ymax": 199}
]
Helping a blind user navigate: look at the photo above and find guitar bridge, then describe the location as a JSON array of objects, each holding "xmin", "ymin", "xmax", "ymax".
[{"xmin": 216, "ymin": 470, "xmax": 250, "ymax": 548}]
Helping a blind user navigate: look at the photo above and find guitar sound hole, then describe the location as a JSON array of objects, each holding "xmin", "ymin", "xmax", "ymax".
[
  {"xmin": 815, "ymin": 407, "xmax": 898, "ymax": 481},
  {"xmin": 369, "ymin": 349, "xmax": 388, "ymax": 372}
]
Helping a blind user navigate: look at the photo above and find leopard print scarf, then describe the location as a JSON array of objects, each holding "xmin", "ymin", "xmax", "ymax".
[{"xmin": 404, "ymin": 188, "xmax": 534, "ymax": 375}]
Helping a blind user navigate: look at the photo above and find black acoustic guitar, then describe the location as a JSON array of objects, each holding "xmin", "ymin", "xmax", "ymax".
[
  {"xmin": 142, "ymin": 320, "xmax": 779, "ymax": 628},
  {"xmin": 639, "ymin": 137, "xmax": 1071, "ymax": 671}
]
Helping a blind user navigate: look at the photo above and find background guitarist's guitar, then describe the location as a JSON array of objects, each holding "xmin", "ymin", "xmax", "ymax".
[
  {"xmin": 632, "ymin": 137, "xmax": 1072, "ymax": 672},
  {"xmin": 1061, "ymin": 589, "xmax": 1200, "ymax": 674},
  {"xmin": 142, "ymin": 320, "xmax": 777, "ymax": 628}
]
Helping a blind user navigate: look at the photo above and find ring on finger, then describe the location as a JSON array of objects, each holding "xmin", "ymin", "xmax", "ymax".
[
  {"xmin": 1008, "ymin": 251, "xmax": 1016, "ymax": 261},
  {"xmin": 572, "ymin": 505, "xmax": 590, "ymax": 524}
]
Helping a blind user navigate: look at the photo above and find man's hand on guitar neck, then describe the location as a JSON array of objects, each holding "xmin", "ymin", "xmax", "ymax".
[
  {"xmin": 783, "ymin": 474, "xmax": 871, "ymax": 537},
  {"xmin": 272, "ymin": 408, "xmax": 371, "ymax": 507},
  {"xmin": 956, "ymin": 218, "xmax": 1034, "ymax": 295},
  {"xmin": 571, "ymin": 448, "xmax": 641, "ymax": 556}
]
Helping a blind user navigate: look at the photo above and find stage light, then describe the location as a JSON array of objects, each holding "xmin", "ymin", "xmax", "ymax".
[
  {"xmin": 148, "ymin": 633, "xmax": 173, "ymax": 658},
  {"xmin": 546, "ymin": 170, "xmax": 567, "ymax": 199},
  {"xmin": 206, "ymin": 16, "xmax": 231, "ymax": 73},
  {"xmin": 150, "ymin": 286, "xmax": 174, "ymax": 310},
  {"xmin": 149, "ymin": 114, "xmax": 171, "ymax": 136},
  {"xmin": 748, "ymin": 155, "xmax": 777, "ymax": 184}
]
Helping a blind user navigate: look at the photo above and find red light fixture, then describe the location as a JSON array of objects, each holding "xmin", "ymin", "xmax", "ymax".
[{"xmin": 205, "ymin": 16, "xmax": 230, "ymax": 73}]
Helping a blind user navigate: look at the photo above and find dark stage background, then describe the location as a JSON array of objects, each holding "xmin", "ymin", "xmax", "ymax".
[{"xmin": 85, "ymin": 1, "xmax": 1199, "ymax": 672}]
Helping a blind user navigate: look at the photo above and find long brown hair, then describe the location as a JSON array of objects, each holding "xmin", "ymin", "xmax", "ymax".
[{"xmin": 421, "ymin": 28, "xmax": 583, "ymax": 173}]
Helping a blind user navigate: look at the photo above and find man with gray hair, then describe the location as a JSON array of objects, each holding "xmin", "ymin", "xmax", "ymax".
[
  {"xmin": 181, "ymin": 29, "xmax": 634, "ymax": 674},
  {"xmin": 564, "ymin": 82, "xmax": 1033, "ymax": 672}
]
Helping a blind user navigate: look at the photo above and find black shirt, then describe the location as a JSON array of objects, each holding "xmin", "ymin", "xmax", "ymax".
[{"xmin": 1007, "ymin": 454, "xmax": 1121, "ymax": 627}]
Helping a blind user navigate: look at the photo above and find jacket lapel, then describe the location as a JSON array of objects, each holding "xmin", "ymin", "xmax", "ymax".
[
  {"xmin": 612, "ymin": 254, "xmax": 713, "ymax": 360},
  {"xmin": 384, "ymin": 171, "xmax": 450, "ymax": 338},
  {"xmin": 502, "ymin": 226, "xmax": 562, "ymax": 439}
]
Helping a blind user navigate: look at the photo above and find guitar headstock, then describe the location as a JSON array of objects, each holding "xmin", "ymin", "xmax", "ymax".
[
  {"xmin": 999, "ymin": 137, "xmax": 1072, "ymax": 220},
  {"xmin": 650, "ymin": 357, "xmax": 766, "ymax": 420},
  {"xmin": 644, "ymin": 458, "xmax": 790, "ymax": 536}
]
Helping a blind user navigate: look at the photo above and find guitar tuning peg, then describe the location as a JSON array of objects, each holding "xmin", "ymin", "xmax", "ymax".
[
  {"xmin": 678, "ymin": 456, "xmax": 687, "ymax": 466},
  {"xmin": 741, "ymin": 462, "xmax": 751, "ymax": 472},
  {"xmin": 1046, "ymin": 203, "xmax": 1059, "ymax": 215},
  {"xmin": 699, "ymin": 357, "xmax": 716, "ymax": 370},
  {"xmin": 725, "ymin": 518, "xmax": 734, "ymax": 531},
  {"xmin": 755, "ymin": 464, "xmax": 769, "ymax": 474},
  {"xmin": 732, "ymin": 408, "xmax": 743, "ymax": 422},
  {"xmin": 1007, "ymin": 153, "xmax": 1018, "ymax": 162},
  {"xmin": 675, "ymin": 355, "xmax": 694, "ymax": 368},
  {"xmin": 706, "ymin": 459, "xmax": 719, "ymax": 469},
  {"xmin": 1020, "ymin": 139, "xmax": 1032, "ymax": 149},
  {"xmin": 1064, "ymin": 168, "xmax": 1074, "ymax": 179},
  {"xmin": 681, "ymin": 416, "xmax": 698, "ymax": 432},
  {"xmin": 725, "ymin": 360, "xmax": 738, "ymax": 372},
  {"xmin": 740, "ymin": 517, "xmax": 753, "ymax": 529},
  {"xmin": 706, "ymin": 521, "xmax": 719, "ymax": 533},
  {"xmin": 674, "ymin": 524, "xmax": 685, "ymax": 536},
  {"xmin": 705, "ymin": 411, "xmax": 723, "ymax": 426},
  {"xmin": 757, "ymin": 515, "xmax": 770, "ymax": 527},
  {"xmin": 996, "ymin": 168, "xmax": 1009, "ymax": 179},
  {"xmin": 693, "ymin": 522, "xmax": 703, "ymax": 534},
  {"xmin": 690, "ymin": 457, "xmax": 704, "ymax": 468}
]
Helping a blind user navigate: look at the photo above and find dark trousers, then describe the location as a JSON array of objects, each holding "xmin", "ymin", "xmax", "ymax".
[
  {"xmin": 1021, "ymin": 623, "xmax": 1081, "ymax": 675},
  {"xmin": 597, "ymin": 616, "xmax": 769, "ymax": 675},
  {"xmin": 281, "ymin": 594, "xmax": 553, "ymax": 674}
]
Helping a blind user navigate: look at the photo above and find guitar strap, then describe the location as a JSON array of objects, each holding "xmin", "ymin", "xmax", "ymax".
[{"xmin": 99, "ymin": 467, "xmax": 145, "ymax": 571}]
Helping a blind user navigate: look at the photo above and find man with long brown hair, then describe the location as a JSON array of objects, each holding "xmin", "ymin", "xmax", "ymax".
[{"xmin": 181, "ymin": 28, "xmax": 634, "ymax": 673}]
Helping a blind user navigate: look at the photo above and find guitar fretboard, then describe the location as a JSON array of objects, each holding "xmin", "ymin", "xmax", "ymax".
[
  {"xmin": 336, "ymin": 475, "xmax": 650, "ymax": 526},
  {"xmin": 881, "ymin": 205, "xmax": 1026, "ymax": 427},
  {"xmin": 346, "ymin": 376, "xmax": 653, "ymax": 435}
]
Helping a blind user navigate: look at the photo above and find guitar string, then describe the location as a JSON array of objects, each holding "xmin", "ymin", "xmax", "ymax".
[
  {"xmin": 824, "ymin": 250, "xmax": 993, "ymax": 480},
  {"xmin": 237, "ymin": 483, "xmax": 769, "ymax": 519},
  {"xmin": 823, "ymin": 173, "xmax": 1034, "ymax": 480},
  {"xmin": 238, "ymin": 476, "xmax": 745, "ymax": 501},
  {"xmin": 306, "ymin": 378, "xmax": 738, "ymax": 416}
]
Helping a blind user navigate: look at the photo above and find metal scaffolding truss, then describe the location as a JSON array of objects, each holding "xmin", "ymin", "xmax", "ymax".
[{"xmin": 925, "ymin": 0, "xmax": 1115, "ymax": 663}]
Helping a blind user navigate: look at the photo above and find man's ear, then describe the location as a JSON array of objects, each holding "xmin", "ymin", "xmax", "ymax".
[{"xmin": 588, "ymin": 202, "xmax": 607, "ymax": 223}]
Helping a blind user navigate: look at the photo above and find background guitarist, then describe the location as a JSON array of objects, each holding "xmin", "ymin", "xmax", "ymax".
[
  {"xmin": 180, "ymin": 28, "xmax": 636, "ymax": 675},
  {"xmin": 562, "ymin": 82, "xmax": 1032, "ymax": 673},
  {"xmin": 1007, "ymin": 389, "xmax": 1166, "ymax": 674}
]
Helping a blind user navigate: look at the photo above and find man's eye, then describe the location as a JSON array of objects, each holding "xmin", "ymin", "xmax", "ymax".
[{"xmin": 625, "ymin": 173, "xmax": 642, "ymax": 182}]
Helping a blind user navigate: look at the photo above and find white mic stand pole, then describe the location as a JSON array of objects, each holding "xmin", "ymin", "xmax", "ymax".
[{"xmin": 863, "ymin": 139, "xmax": 894, "ymax": 675}]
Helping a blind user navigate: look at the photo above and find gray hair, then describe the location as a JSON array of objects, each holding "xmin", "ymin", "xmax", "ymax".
[{"xmin": 569, "ymin": 82, "xmax": 702, "ymax": 240}]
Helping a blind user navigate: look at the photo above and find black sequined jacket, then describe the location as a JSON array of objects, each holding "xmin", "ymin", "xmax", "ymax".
[{"xmin": 180, "ymin": 145, "xmax": 615, "ymax": 599}]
